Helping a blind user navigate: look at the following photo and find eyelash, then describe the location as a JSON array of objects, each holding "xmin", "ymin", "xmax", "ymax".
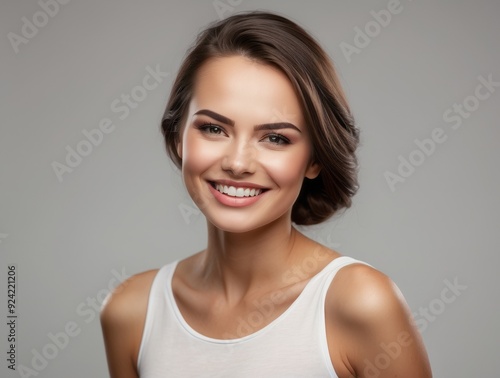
[{"xmin": 195, "ymin": 123, "xmax": 291, "ymax": 145}]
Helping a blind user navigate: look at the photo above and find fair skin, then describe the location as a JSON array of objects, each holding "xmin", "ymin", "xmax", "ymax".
[{"xmin": 100, "ymin": 55, "xmax": 432, "ymax": 377}]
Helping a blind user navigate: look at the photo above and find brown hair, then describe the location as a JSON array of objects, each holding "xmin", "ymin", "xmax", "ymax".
[{"xmin": 161, "ymin": 11, "xmax": 360, "ymax": 225}]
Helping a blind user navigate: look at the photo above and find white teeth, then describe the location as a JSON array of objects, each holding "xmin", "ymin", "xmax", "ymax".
[{"xmin": 214, "ymin": 183, "xmax": 263, "ymax": 197}]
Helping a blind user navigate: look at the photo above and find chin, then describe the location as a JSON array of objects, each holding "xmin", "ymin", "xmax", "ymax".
[
  {"xmin": 206, "ymin": 211, "xmax": 288, "ymax": 234},
  {"xmin": 208, "ymin": 218, "xmax": 263, "ymax": 234}
]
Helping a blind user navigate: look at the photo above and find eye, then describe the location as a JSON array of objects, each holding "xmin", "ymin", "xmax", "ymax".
[
  {"xmin": 263, "ymin": 133, "xmax": 290, "ymax": 145},
  {"xmin": 196, "ymin": 123, "xmax": 224, "ymax": 135}
]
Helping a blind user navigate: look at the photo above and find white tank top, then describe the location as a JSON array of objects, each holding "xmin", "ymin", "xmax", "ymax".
[{"xmin": 137, "ymin": 256, "xmax": 370, "ymax": 377}]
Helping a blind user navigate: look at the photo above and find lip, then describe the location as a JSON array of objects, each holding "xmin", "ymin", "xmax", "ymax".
[
  {"xmin": 207, "ymin": 181, "xmax": 268, "ymax": 207},
  {"xmin": 208, "ymin": 179, "xmax": 269, "ymax": 190}
]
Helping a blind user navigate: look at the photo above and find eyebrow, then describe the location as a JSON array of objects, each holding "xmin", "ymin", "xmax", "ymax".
[{"xmin": 193, "ymin": 109, "xmax": 302, "ymax": 133}]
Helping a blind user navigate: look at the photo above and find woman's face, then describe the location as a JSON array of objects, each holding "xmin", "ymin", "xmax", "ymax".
[{"xmin": 177, "ymin": 55, "xmax": 320, "ymax": 233}]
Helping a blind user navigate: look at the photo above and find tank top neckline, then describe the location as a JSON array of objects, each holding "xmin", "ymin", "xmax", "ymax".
[{"xmin": 165, "ymin": 255, "xmax": 351, "ymax": 344}]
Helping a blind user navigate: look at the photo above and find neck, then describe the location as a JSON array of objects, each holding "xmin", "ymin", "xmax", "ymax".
[{"xmin": 198, "ymin": 215, "xmax": 309, "ymax": 304}]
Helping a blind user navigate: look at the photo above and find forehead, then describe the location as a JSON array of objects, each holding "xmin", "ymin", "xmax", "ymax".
[{"xmin": 190, "ymin": 55, "xmax": 304, "ymax": 127}]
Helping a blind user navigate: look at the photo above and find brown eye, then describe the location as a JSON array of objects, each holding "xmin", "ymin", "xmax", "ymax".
[
  {"xmin": 197, "ymin": 123, "xmax": 224, "ymax": 135},
  {"xmin": 264, "ymin": 133, "xmax": 290, "ymax": 145}
]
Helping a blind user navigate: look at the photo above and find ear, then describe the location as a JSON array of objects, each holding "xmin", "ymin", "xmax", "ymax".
[
  {"xmin": 175, "ymin": 138, "xmax": 182, "ymax": 159},
  {"xmin": 305, "ymin": 160, "xmax": 321, "ymax": 179}
]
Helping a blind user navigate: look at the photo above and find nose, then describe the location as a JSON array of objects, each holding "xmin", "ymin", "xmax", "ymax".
[{"xmin": 221, "ymin": 140, "xmax": 256, "ymax": 176}]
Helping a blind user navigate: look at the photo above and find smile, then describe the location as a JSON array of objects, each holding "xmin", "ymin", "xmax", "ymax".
[{"xmin": 209, "ymin": 182, "xmax": 268, "ymax": 198}]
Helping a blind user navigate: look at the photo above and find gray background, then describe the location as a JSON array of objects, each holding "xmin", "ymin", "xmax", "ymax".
[{"xmin": 1, "ymin": 0, "xmax": 499, "ymax": 377}]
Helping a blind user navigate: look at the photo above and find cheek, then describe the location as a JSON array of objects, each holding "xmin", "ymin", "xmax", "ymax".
[
  {"xmin": 181, "ymin": 134, "xmax": 219, "ymax": 172},
  {"xmin": 263, "ymin": 149, "xmax": 310, "ymax": 188}
]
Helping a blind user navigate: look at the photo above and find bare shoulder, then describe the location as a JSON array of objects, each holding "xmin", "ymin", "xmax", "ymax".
[
  {"xmin": 326, "ymin": 261, "xmax": 433, "ymax": 377},
  {"xmin": 100, "ymin": 269, "xmax": 159, "ymax": 378},
  {"xmin": 100, "ymin": 269, "xmax": 159, "ymax": 325},
  {"xmin": 329, "ymin": 262, "xmax": 407, "ymax": 323}
]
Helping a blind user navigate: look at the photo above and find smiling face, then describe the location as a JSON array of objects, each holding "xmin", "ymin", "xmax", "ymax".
[{"xmin": 176, "ymin": 55, "xmax": 320, "ymax": 233}]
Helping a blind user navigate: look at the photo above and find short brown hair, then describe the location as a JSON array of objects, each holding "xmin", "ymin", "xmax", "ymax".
[{"xmin": 161, "ymin": 11, "xmax": 360, "ymax": 225}]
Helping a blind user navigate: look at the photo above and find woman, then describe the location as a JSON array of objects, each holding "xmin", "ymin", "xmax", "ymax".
[{"xmin": 100, "ymin": 11, "xmax": 432, "ymax": 377}]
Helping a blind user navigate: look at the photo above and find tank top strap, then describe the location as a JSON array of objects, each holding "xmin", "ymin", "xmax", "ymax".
[
  {"xmin": 280, "ymin": 255, "xmax": 373, "ymax": 335},
  {"xmin": 136, "ymin": 260, "xmax": 179, "ymax": 371},
  {"xmin": 313, "ymin": 255, "xmax": 373, "ymax": 301}
]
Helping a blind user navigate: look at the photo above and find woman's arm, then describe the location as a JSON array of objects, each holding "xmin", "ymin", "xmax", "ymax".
[
  {"xmin": 100, "ymin": 270, "xmax": 157, "ymax": 378},
  {"xmin": 327, "ymin": 263, "xmax": 432, "ymax": 378}
]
